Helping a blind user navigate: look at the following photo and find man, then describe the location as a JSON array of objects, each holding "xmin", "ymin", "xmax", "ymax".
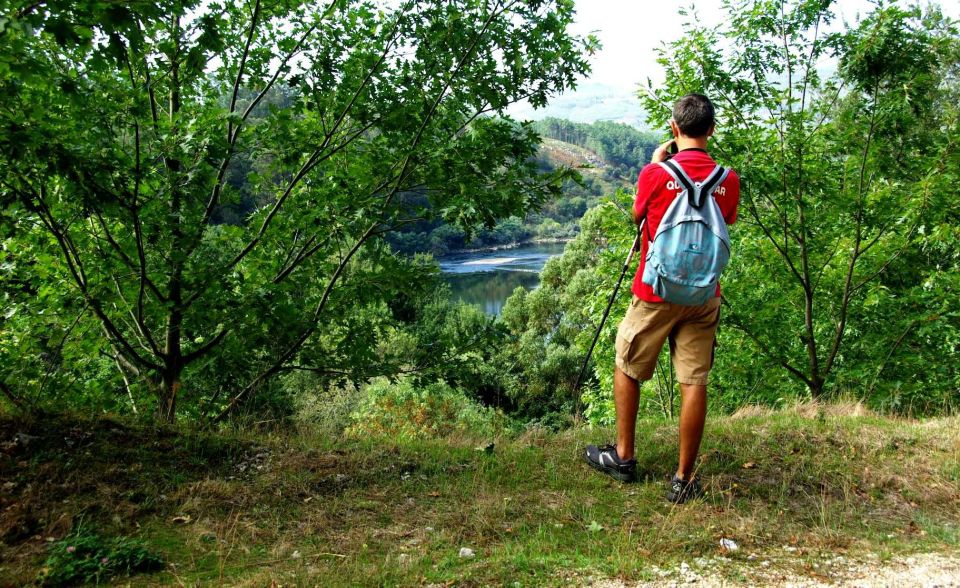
[{"xmin": 585, "ymin": 94, "xmax": 740, "ymax": 503}]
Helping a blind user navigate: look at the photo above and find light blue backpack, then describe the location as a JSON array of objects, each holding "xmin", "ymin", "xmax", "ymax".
[{"xmin": 641, "ymin": 160, "xmax": 731, "ymax": 306}]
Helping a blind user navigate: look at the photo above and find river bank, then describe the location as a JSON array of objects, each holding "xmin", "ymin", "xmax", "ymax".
[
  {"xmin": 438, "ymin": 242, "xmax": 568, "ymax": 315},
  {"xmin": 445, "ymin": 236, "xmax": 573, "ymax": 256}
]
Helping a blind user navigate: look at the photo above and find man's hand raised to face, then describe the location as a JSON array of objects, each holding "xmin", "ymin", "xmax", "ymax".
[{"xmin": 651, "ymin": 139, "xmax": 677, "ymax": 163}]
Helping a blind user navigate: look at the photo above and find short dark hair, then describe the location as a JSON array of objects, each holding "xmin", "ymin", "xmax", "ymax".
[{"xmin": 672, "ymin": 94, "xmax": 715, "ymax": 138}]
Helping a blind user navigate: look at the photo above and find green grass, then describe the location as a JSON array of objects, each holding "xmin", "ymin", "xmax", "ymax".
[{"xmin": 1, "ymin": 406, "xmax": 958, "ymax": 586}]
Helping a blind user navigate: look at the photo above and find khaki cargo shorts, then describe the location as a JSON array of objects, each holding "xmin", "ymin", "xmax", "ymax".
[{"xmin": 615, "ymin": 296, "xmax": 722, "ymax": 386}]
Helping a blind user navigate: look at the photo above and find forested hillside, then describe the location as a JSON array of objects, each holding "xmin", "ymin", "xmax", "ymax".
[{"xmin": 387, "ymin": 118, "xmax": 658, "ymax": 255}]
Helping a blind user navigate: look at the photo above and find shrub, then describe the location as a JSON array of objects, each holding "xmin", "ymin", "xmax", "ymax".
[
  {"xmin": 347, "ymin": 379, "xmax": 507, "ymax": 439},
  {"xmin": 292, "ymin": 380, "xmax": 367, "ymax": 437}
]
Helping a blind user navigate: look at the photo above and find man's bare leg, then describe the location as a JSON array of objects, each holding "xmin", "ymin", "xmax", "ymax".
[
  {"xmin": 676, "ymin": 383, "xmax": 707, "ymax": 479},
  {"xmin": 614, "ymin": 366, "xmax": 640, "ymax": 461}
]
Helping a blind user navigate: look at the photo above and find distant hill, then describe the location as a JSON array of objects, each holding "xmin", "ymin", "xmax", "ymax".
[
  {"xmin": 539, "ymin": 138, "xmax": 607, "ymax": 172},
  {"xmin": 507, "ymin": 81, "xmax": 649, "ymax": 128},
  {"xmin": 532, "ymin": 117, "xmax": 660, "ymax": 197},
  {"xmin": 533, "ymin": 137, "xmax": 631, "ymax": 209},
  {"xmin": 524, "ymin": 120, "xmax": 659, "ymax": 241}
]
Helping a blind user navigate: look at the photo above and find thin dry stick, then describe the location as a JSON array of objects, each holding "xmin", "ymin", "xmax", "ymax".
[
  {"xmin": 114, "ymin": 357, "xmax": 139, "ymax": 414},
  {"xmin": 237, "ymin": 551, "xmax": 347, "ymax": 569},
  {"xmin": 218, "ymin": 510, "xmax": 242, "ymax": 582},
  {"xmin": 165, "ymin": 563, "xmax": 188, "ymax": 588}
]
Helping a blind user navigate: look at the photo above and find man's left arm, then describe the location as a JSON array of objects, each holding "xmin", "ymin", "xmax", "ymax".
[
  {"xmin": 634, "ymin": 164, "xmax": 659, "ymax": 226},
  {"xmin": 719, "ymin": 171, "xmax": 740, "ymax": 225}
]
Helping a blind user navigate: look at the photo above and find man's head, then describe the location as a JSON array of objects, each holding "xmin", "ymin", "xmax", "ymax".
[{"xmin": 670, "ymin": 94, "xmax": 715, "ymax": 139}]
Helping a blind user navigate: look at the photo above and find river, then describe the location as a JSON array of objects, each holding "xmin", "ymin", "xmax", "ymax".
[{"xmin": 438, "ymin": 242, "xmax": 567, "ymax": 315}]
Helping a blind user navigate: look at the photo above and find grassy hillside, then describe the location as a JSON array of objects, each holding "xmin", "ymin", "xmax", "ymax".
[
  {"xmin": 539, "ymin": 138, "xmax": 608, "ymax": 171},
  {"xmin": 1, "ymin": 405, "xmax": 957, "ymax": 586}
]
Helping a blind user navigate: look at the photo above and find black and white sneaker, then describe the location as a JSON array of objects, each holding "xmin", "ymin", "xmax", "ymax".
[
  {"xmin": 666, "ymin": 475, "xmax": 703, "ymax": 503},
  {"xmin": 584, "ymin": 444, "xmax": 637, "ymax": 483}
]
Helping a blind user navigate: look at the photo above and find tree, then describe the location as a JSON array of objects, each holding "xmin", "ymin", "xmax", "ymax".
[
  {"xmin": 640, "ymin": 1, "xmax": 959, "ymax": 404},
  {"xmin": 0, "ymin": 0, "xmax": 595, "ymax": 421}
]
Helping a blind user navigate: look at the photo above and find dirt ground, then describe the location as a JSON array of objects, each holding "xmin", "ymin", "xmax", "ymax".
[{"xmin": 594, "ymin": 553, "xmax": 960, "ymax": 587}]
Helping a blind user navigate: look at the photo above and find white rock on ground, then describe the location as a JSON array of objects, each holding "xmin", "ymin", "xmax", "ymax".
[{"xmin": 720, "ymin": 538, "xmax": 739, "ymax": 551}]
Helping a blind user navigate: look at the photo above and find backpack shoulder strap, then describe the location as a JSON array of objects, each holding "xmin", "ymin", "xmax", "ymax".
[
  {"xmin": 660, "ymin": 160, "xmax": 727, "ymax": 208},
  {"xmin": 696, "ymin": 165, "xmax": 729, "ymax": 208},
  {"xmin": 658, "ymin": 160, "xmax": 695, "ymax": 197}
]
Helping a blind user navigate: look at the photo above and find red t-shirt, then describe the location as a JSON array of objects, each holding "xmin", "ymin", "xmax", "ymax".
[{"xmin": 631, "ymin": 148, "xmax": 740, "ymax": 302}]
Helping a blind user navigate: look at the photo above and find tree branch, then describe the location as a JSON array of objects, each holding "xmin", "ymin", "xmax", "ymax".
[
  {"xmin": 821, "ymin": 86, "xmax": 880, "ymax": 379},
  {"xmin": 227, "ymin": 0, "xmax": 262, "ymax": 141},
  {"xmin": 743, "ymin": 187, "xmax": 806, "ymax": 285},
  {"xmin": 92, "ymin": 212, "xmax": 166, "ymax": 302},
  {"xmin": 182, "ymin": 328, "xmax": 229, "ymax": 364},
  {"xmin": 213, "ymin": 220, "xmax": 382, "ymax": 422},
  {"xmin": 31, "ymin": 189, "xmax": 161, "ymax": 371},
  {"xmin": 183, "ymin": 116, "xmax": 383, "ymax": 309},
  {"xmin": 721, "ymin": 297, "xmax": 815, "ymax": 389},
  {"xmin": 198, "ymin": 4, "xmax": 320, "ymax": 229},
  {"xmin": 866, "ymin": 318, "xmax": 918, "ymax": 398},
  {"xmin": 0, "ymin": 381, "xmax": 26, "ymax": 411}
]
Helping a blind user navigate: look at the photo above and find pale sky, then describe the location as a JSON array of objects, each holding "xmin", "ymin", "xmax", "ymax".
[{"xmin": 508, "ymin": 0, "xmax": 960, "ymax": 126}]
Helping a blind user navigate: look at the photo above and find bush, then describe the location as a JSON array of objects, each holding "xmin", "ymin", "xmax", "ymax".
[
  {"xmin": 535, "ymin": 218, "xmax": 565, "ymax": 239},
  {"xmin": 347, "ymin": 379, "xmax": 507, "ymax": 439},
  {"xmin": 292, "ymin": 379, "xmax": 367, "ymax": 437},
  {"xmin": 38, "ymin": 527, "xmax": 164, "ymax": 586}
]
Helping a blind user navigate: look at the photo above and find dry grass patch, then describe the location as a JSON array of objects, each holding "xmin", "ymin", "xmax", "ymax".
[
  {"xmin": 730, "ymin": 404, "xmax": 776, "ymax": 419},
  {"xmin": 732, "ymin": 399, "xmax": 876, "ymax": 420}
]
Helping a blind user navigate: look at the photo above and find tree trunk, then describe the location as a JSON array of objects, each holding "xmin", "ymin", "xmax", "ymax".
[
  {"xmin": 157, "ymin": 373, "xmax": 180, "ymax": 423},
  {"xmin": 158, "ymin": 15, "xmax": 184, "ymax": 426},
  {"xmin": 157, "ymin": 306, "xmax": 184, "ymax": 423},
  {"xmin": 809, "ymin": 376, "xmax": 825, "ymax": 400},
  {"xmin": 158, "ymin": 308, "xmax": 183, "ymax": 423}
]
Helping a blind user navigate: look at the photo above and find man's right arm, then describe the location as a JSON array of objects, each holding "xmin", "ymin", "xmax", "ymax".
[
  {"xmin": 650, "ymin": 138, "xmax": 676, "ymax": 164},
  {"xmin": 634, "ymin": 139, "xmax": 674, "ymax": 224}
]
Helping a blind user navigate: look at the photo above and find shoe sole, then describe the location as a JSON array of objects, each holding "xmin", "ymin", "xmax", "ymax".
[
  {"xmin": 666, "ymin": 488, "xmax": 704, "ymax": 504},
  {"xmin": 584, "ymin": 454, "xmax": 637, "ymax": 483}
]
